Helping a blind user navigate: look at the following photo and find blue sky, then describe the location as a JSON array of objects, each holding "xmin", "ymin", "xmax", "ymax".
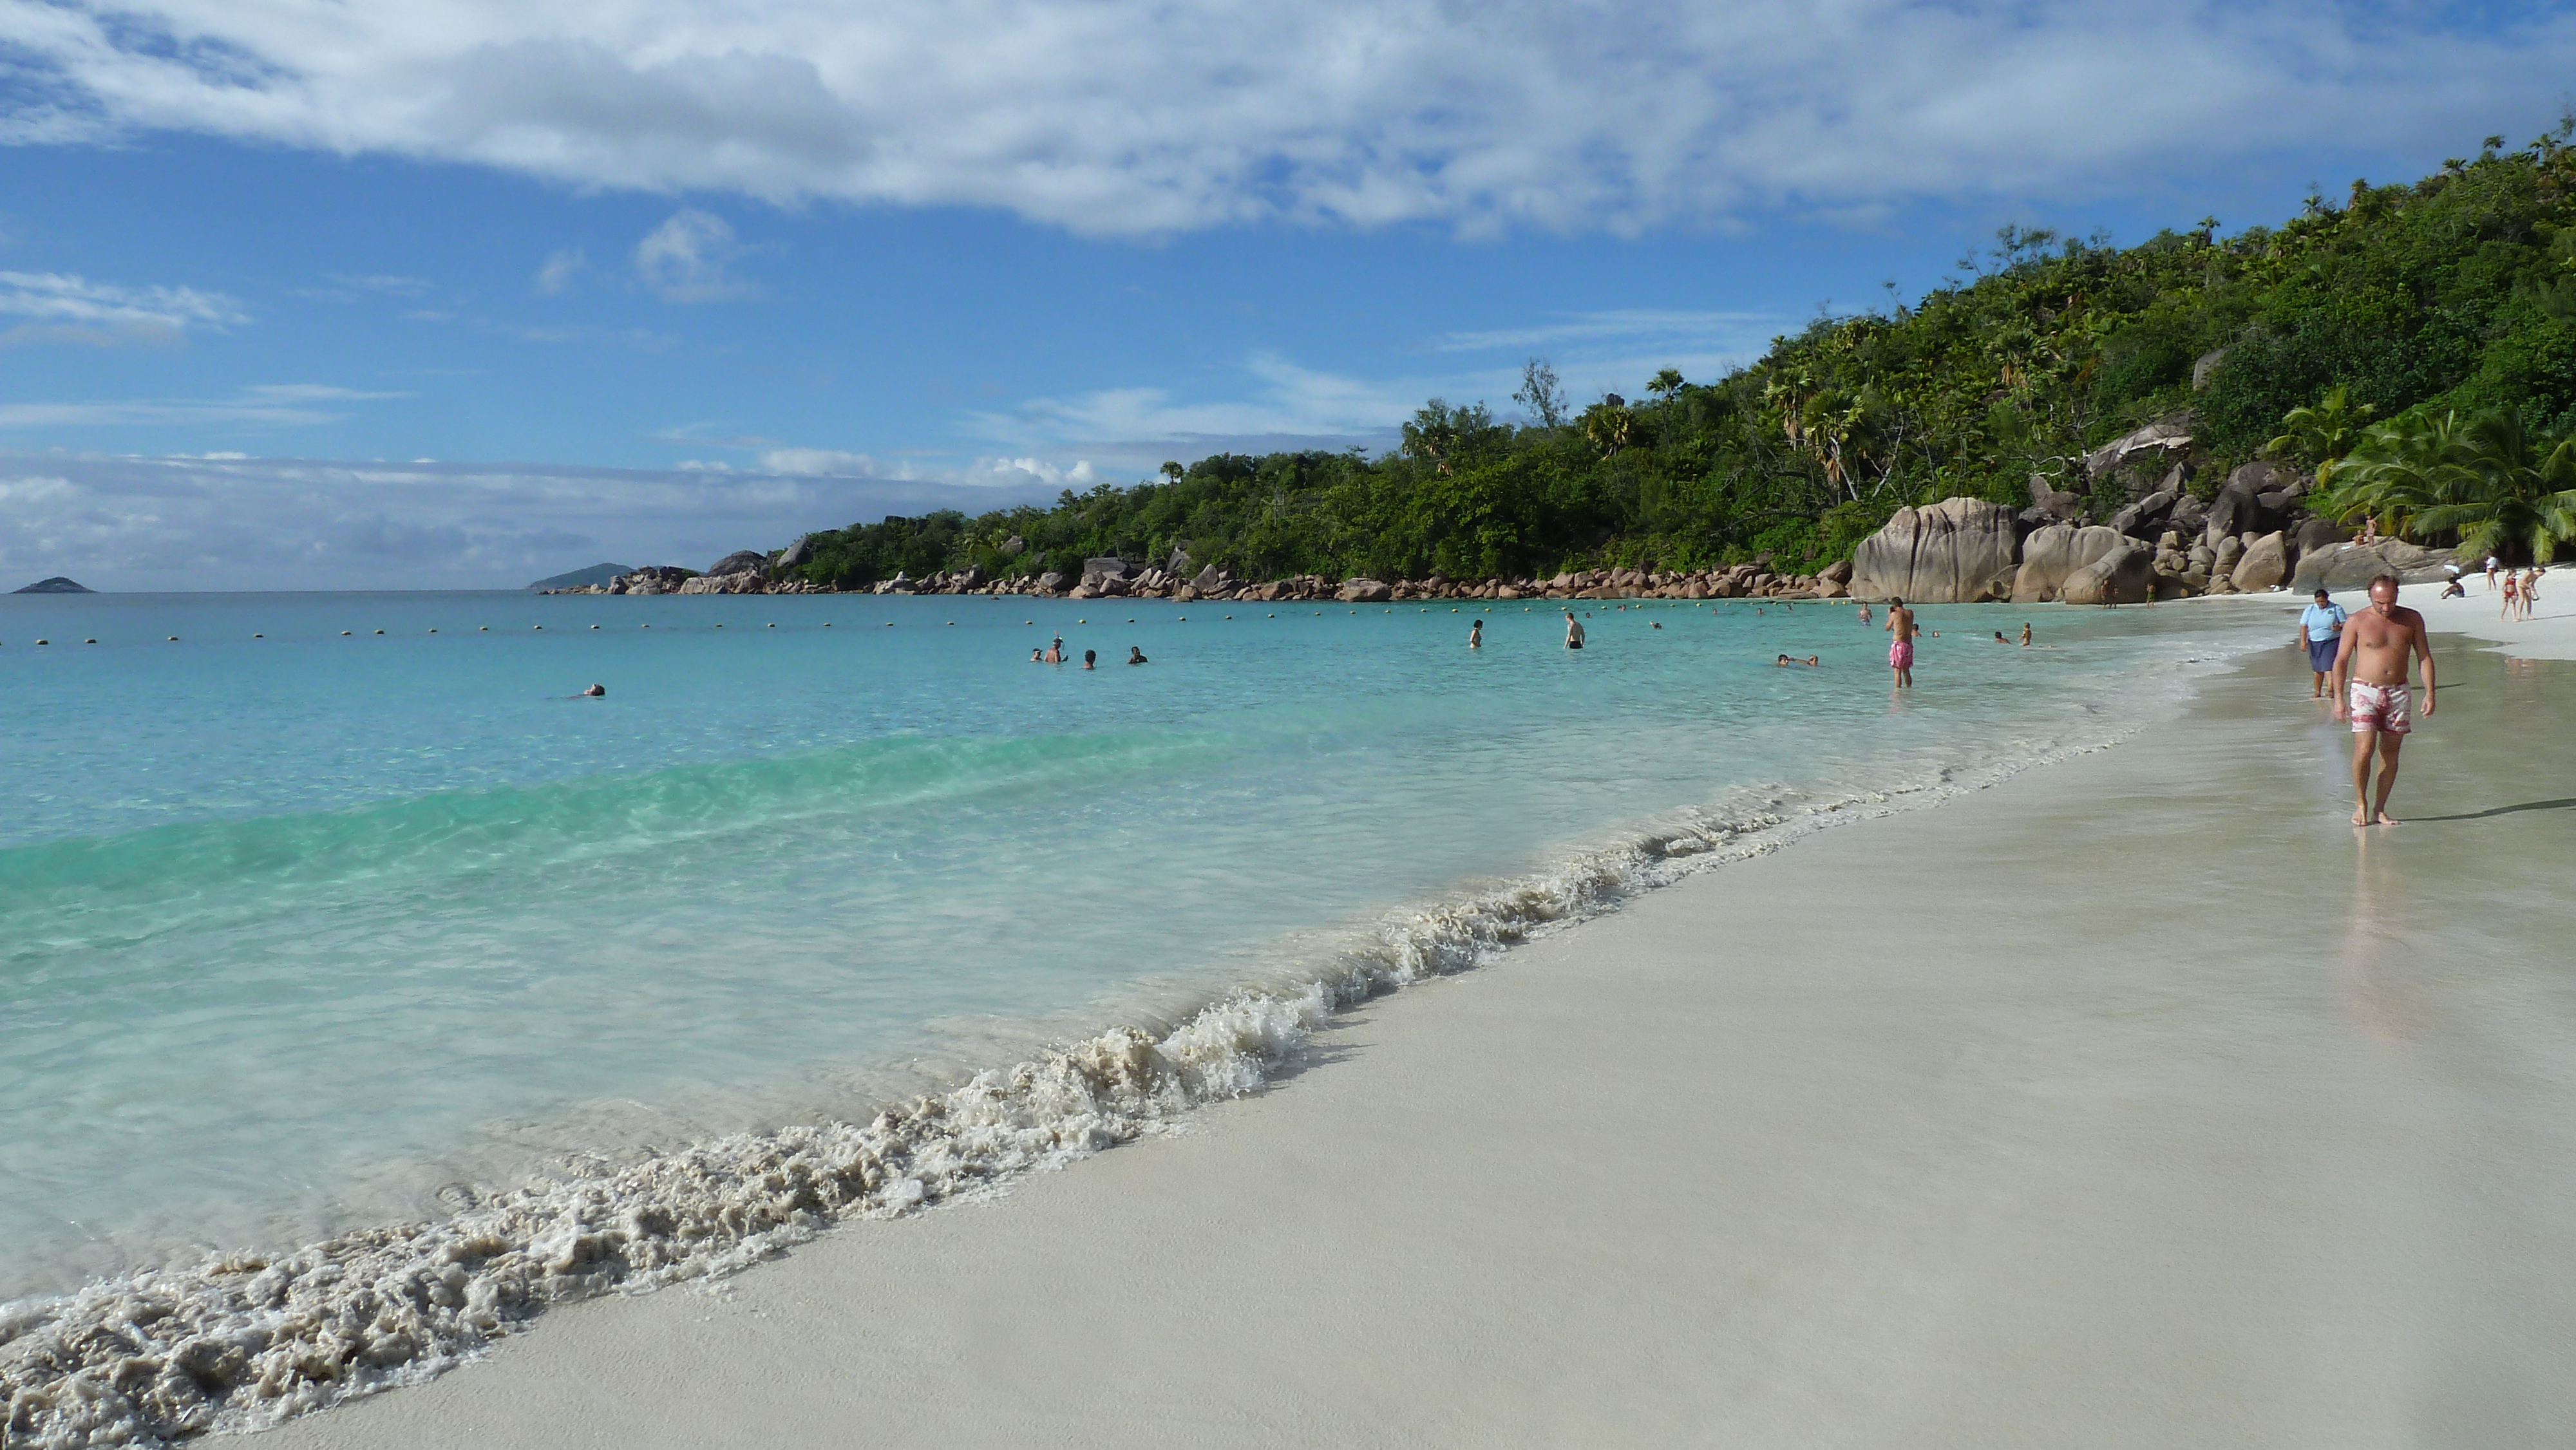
[{"xmin": 4, "ymin": 0, "xmax": 2574, "ymax": 588}]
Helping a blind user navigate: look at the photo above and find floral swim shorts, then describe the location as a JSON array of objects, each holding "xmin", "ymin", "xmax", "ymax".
[
  {"xmin": 2348, "ymin": 681, "xmax": 2412, "ymax": 735},
  {"xmin": 1889, "ymin": 639, "xmax": 1915, "ymax": 669}
]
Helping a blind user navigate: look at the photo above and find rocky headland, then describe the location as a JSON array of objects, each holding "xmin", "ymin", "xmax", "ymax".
[
  {"xmin": 1847, "ymin": 420, "xmax": 2465, "ymax": 604},
  {"xmin": 12, "ymin": 576, "xmax": 94, "ymax": 594}
]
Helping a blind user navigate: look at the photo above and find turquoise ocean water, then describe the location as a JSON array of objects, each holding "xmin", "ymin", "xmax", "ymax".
[{"xmin": 1, "ymin": 589, "xmax": 2271, "ymax": 1306}]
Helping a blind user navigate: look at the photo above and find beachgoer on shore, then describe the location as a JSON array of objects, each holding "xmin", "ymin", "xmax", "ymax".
[
  {"xmin": 2523, "ymin": 567, "xmax": 2542, "ymax": 619},
  {"xmin": 1564, "ymin": 612, "xmax": 1586, "ymax": 650},
  {"xmin": 1469, "ymin": 619, "xmax": 1482, "ymax": 649},
  {"xmin": 2502, "ymin": 571, "xmax": 2519, "ymax": 621},
  {"xmin": 2331, "ymin": 573, "xmax": 2436, "ymax": 826},
  {"xmin": 2297, "ymin": 587, "xmax": 2347, "ymax": 699},
  {"xmin": 2486, "ymin": 556, "xmax": 2501, "ymax": 591},
  {"xmin": 2439, "ymin": 576, "xmax": 2466, "ymax": 599},
  {"xmin": 1884, "ymin": 597, "xmax": 1916, "ymax": 688}
]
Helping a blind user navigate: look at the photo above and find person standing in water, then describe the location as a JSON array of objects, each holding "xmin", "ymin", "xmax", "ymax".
[
  {"xmin": 1468, "ymin": 619, "xmax": 1483, "ymax": 649},
  {"xmin": 1564, "ymin": 611, "xmax": 1586, "ymax": 650},
  {"xmin": 1857, "ymin": 603, "xmax": 1873, "ymax": 626},
  {"xmin": 2019, "ymin": 623, "xmax": 2032, "ymax": 647},
  {"xmin": 1883, "ymin": 598, "xmax": 1917, "ymax": 688},
  {"xmin": 2331, "ymin": 574, "xmax": 2436, "ymax": 826}
]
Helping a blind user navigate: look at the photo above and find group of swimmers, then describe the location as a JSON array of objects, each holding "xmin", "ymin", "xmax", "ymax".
[{"xmin": 1030, "ymin": 634, "xmax": 1148, "ymax": 667}]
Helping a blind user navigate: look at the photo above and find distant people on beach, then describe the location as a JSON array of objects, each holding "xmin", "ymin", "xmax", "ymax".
[
  {"xmin": 2359, "ymin": 514, "xmax": 2381, "ymax": 545},
  {"xmin": 1884, "ymin": 598, "xmax": 1917, "ymax": 688},
  {"xmin": 1564, "ymin": 612, "xmax": 1586, "ymax": 650},
  {"xmin": 2523, "ymin": 566, "xmax": 2543, "ymax": 619},
  {"xmin": 1127, "ymin": 646, "xmax": 1148, "ymax": 664},
  {"xmin": 2439, "ymin": 576, "xmax": 2467, "ymax": 599},
  {"xmin": 2297, "ymin": 587, "xmax": 2348, "ymax": 699},
  {"xmin": 2502, "ymin": 571, "xmax": 2520, "ymax": 620},
  {"xmin": 2331, "ymin": 573, "xmax": 2436, "ymax": 827},
  {"xmin": 1468, "ymin": 619, "xmax": 1482, "ymax": 649},
  {"xmin": 2485, "ymin": 556, "xmax": 2501, "ymax": 591}
]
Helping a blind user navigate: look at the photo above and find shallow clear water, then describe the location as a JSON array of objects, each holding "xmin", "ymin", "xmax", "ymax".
[{"xmin": 0, "ymin": 589, "xmax": 2274, "ymax": 1297}]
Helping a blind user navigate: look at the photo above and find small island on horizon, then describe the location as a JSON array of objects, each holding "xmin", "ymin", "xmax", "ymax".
[{"xmin": 12, "ymin": 576, "xmax": 93, "ymax": 594}]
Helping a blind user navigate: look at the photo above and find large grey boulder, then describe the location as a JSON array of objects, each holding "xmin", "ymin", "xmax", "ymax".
[
  {"xmin": 775, "ymin": 535, "xmax": 814, "ymax": 570},
  {"xmin": 1336, "ymin": 578, "xmax": 1393, "ymax": 603},
  {"xmin": 2083, "ymin": 420, "xmax": 2193, "ymax": 481},
  {"xmin": 1851, "ymin": 497, "xmax": 2022, "ymax": 603},
  {"xmin": 2027, "ymin": 475, "xmax": 2084, "ymax": 522},
  {"xmin": 2294, "ymin": 514, "xmax": 2349, "ymax": 559},
  {"xmin": 1035, "ymin": 571, "xmax": 1066, "ymax": 594},
  {"xmin": 2168, "ymin": 491, "xmax": 2209, "ymax": 538},
  {"xmin": 2192, "ymin": 348, "xmax": 2229, "ymax": 390},
  {"xmin": 2231, "ymin": 532, "xmax": 2291, "ymax": 592},
  {"xmin": 2289, "ymin": 540, "xmax": 2462, "ymax": 594},
  {"xmin": 2012, "ymin": 523, "xmax": 2126, "ymax": 603},
  {"xmin": 1080, "ymin": 557, "xmax": 1132, "ymax": 588},
  {"xmin": 2110, "ymin": 490, "xmax": 2178, "ymax": 539},
  {"xmin": 706, "ymin": 549, "xmax": 770, "ymax": 578},
  {"xmin": 2059, "ymin": 542, "xmax": 2156, "ymax": 605}
]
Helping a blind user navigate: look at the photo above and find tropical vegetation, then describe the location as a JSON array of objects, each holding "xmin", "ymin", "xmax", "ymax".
[{"xmin": 782, "ymin": 124, "xmax": 2576, "ymax": 590}]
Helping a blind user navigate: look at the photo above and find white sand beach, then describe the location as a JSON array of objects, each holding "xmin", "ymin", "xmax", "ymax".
[{"xmin": 268, "ymin": 625, "xmax": 2576, "ymax": 1449}]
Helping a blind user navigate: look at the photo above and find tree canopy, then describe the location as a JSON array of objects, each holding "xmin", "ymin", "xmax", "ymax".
[{"xmin": 781, "ymin": 126, "xmax": 2576, "ymax": 589}]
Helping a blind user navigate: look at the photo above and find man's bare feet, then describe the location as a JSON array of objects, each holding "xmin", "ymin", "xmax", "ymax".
[
  {"xmin": 2374, "ymin": 810, "xmax": 2401, "ymax": 825},
  {"xmin": 2353, "ymin": 806, "xmax": 2371, "ymax": 826}
]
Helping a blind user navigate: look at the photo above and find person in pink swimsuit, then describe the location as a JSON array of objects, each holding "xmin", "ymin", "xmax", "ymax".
[{"xmin": 1883, "ymin": 597, "xmax": 1917, "ymax": 688}]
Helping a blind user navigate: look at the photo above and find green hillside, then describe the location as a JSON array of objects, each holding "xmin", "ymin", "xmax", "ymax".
[{"xmin": 782, "ymin": 125, "xmax": 2576, "ymax": 590}]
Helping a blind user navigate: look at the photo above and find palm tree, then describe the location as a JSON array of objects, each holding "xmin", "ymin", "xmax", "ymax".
[
  {"xmin": 2263, "ymin": 385, "xmax": 2374, "ymax": 481},
  {"xmin": 2315, "ymin": 408, "xmax": 2576, "ymax": 561}
]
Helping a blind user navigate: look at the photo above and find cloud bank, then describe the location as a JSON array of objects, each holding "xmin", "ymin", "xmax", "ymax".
[
  {"xmin": 4, "ymin": 0, "xmax": 2570, "ymax": 236},
  {"xmin": 0, "ymin": 453, "xmax": 1059, "ymax": 590}
]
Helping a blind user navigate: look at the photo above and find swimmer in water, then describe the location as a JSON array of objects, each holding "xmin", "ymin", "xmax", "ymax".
[
  {"xmin": 1083, "ymin": 649, "xmax": 1096, "ymax": 670},
  {"xmin": 2020, "ymin": 623, "xmax": 2032, "ymax": 647},
  {"xmin": 1469, "ymin": 619, "xmax": 1482, "ymax": 648},
  {"xmin": 1128, "ymin": 646, "xmax": 1148, "ymax": 664},
  {"xmin": 1564, "ymin": 611, "xmax": 1586, "ymax": 650},
  {"xmin": 1031, "ymin": 648, "xmax": 1044, "ymax": 663},
  {"xmin": 578, "ymin": 684, "xmax": 605, "ymax": 697}
]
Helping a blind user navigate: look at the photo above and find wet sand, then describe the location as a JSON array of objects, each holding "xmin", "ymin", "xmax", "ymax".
[{"xmin": 269, "ymin": 636, "xmax": 2576, "ymax": 1449}]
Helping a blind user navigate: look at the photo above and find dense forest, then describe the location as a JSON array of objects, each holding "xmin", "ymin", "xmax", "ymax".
[{"xmin": 779, "ymin": 126, "xmax": 2576, "ymax": 590}]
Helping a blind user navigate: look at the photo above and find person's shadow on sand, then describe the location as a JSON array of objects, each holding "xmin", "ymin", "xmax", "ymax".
[{"xmin": 2406, "ymin": 796, "xmax": 2576, "ymax": 822}]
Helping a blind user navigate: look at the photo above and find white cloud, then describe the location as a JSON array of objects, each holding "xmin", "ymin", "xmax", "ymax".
[
  {"xmin": 0, "ymin": 1, "xmax": 2568, "ymax": 236},
  {"xmin": 0, "ymin": 383, "xmax": 405, "ymax": 429},
  {"xmin": 535, "ymin": 246, "xmax": 586, "ymax": 294},
  {"xmin": 0, "ymin": 270, "xmax": 248, "ymax": 346},
  {"xmin": 0, "ymin": 451, "xmax": 1061, "ymax": 588},
  {"xmin": 634, "ymin": 210, "xmax": 753, "ymax": 301}
]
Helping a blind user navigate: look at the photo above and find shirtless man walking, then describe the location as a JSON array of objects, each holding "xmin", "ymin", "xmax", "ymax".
[
  {"xmin": 2330, "ymin": 573, "xmax": 2436, "ymax": 826},
  {"xmin": 1883, "ymin": 597, "xmax": 1917, "ymax": 688}
]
